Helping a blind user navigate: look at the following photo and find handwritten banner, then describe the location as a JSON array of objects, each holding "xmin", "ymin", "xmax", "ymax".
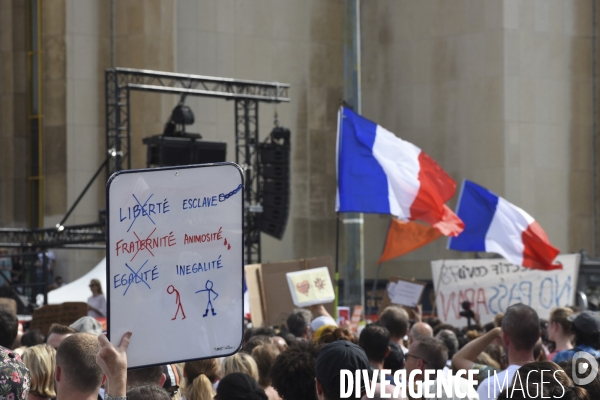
[
  {"xmin": 107, "ymin": 163, "xmax": 244, "ymax": 368},
  {"xmin": 431, "ymin": 254, "xmax": 579, "ymax": 327}
]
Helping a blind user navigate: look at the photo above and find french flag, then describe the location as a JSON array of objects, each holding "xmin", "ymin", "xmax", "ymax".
[
  {"xmin": 336, "ymin": 107, "xmax": 463, "ymax": 236},
  {"xmin": 448, "ymin": 180, "xmax": 561, "ymax": 270}
]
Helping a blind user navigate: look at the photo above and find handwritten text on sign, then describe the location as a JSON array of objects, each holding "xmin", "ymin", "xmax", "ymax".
[
  {"xmin": 108, "ymin": 164, "xmax": 244, "ymax": 368},
  {"xmin": 431, "ymin": 254, "xmax": 579, "ymax": 327}
]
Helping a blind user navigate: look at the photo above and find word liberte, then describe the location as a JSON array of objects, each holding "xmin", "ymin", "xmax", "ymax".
[{"xmin": 340, "ymin": 369, "xmax": 478, "ymax": 399}]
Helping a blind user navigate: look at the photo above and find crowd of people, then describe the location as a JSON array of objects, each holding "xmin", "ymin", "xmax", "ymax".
[{"xmin": 0, "ymin": 274, "xmax": 597, "ymax": 399}]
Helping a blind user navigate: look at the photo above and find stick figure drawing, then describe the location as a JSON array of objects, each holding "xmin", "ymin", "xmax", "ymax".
[
  {"xmin": 167, "ymin": 285, "xmax": 186, "ymax": 320},
  {"xmin": 196, "ymin": 280, "xmax": 219, "ymax": 317}
]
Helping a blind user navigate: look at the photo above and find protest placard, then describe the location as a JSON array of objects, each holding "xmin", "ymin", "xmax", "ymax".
[
  {"xmin": 431, "ymin": 254, "xmax": 579, "ymax": 327},
  {"xmin": 286, "ymin": 267, "xmax": 335, "ymax": 307},
  {"xmin": 107, "ymin": 163, "xmax": 244, "ymax": 368}
]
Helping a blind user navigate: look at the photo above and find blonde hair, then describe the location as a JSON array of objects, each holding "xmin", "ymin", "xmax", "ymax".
[
  {"xmin": 220, "ymin": 352, "xmax": 259, "ymax": 381},
  {"xmin": 22, "ymin": 344, "xmax": 56, "ymax": 398},
  {"xmin": 184, "ymin": 359, "xmax": 219, "ymax": 400},
  {"xmin": 90, "ymin": 279, "xmax": 103, "ymax": 295},
  {"xmin": 251, "ymin": 343, "xmax": 280, "ymax": 387}
]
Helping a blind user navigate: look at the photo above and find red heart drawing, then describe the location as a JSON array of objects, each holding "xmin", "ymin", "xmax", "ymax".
[{"xmin": 296, "ymin": 280, "xmax": 310, "ymax": 296}]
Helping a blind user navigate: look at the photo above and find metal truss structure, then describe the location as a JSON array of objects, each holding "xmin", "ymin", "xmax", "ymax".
[
  {"xmin": 0, "ymin": 223, "xmax": 105, "ymax": 248},
  {"xmin": 105, "ymin": 68, "xmax": 290, "ymax": 264}
]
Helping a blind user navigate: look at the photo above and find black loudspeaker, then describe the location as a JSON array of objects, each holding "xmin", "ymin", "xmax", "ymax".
[
  {"xmin": 143, "ymin": 135, "xmax": 227, "ymax": 167},
  {"xmin": 259, "ymin": 133, "xmax": 290, "ymax": 240}
]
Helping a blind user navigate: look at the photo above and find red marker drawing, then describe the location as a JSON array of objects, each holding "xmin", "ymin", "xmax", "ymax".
[{"xmin": 167, "ymin": 285, "xmax": 186, "ymax": 320}]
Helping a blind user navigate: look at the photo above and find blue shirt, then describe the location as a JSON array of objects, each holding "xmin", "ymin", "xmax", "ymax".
[{"xmin": 553, "ymin": 345, "xmax": 600, "ymax": 364}]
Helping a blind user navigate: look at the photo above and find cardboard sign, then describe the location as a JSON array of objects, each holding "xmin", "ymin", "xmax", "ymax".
[
  {"xmin": 337, "ymin": 306, "xmax": 350, "ymax": 325},
  {"xmin": 431, "ymin": 254, "xmax": 580, "ymax": 327},
  {"xmin": 244, "ymin": 256, "xmax": 335, "ymax": 327},
  {"xmin": 30, "ymin": 302, "xmax": 88, "ymax": 335},
  {"xmin": 349, "ymin": 305, "xmax": 363, "ymax": 333},
  {"xmin": 286, "ymin": 267, "xmax": 335, "ymax": 307},
  {"xmin": 107, "ymin": 163, "xmax": 244, "ymax": 368}
]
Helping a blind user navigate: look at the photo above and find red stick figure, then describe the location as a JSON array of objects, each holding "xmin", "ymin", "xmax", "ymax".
[{"xmin": 167, "ymin": 285, "xmax": 186, "ymax": 320}]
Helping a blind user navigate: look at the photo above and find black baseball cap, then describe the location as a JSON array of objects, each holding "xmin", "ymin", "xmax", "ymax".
[
  {"xmin": 570, "ymin": 311, "xmax": 600, "ymax": 333},
  {"xmin": 315, "ymin": 340, "xmax": 373, "ymax": 397}
]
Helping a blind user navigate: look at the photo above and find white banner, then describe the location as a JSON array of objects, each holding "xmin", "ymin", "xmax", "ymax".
[{"xmin": 431, "ymin": 254, "xmax": 579, "ymax": 327}]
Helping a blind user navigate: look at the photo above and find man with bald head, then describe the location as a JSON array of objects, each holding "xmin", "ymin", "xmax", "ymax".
[{"xmin": 409, "ymin": 322, "xmax": 433, "ymax": 344}]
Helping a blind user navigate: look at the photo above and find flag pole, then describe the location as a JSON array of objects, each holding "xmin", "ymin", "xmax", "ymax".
[{"xmin": 334, "ymin": 213, "xmax": 340, "ymax": 321}]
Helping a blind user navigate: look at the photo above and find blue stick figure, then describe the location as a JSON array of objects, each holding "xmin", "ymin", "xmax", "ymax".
[{"xmin": 196, "ymin": 280, "xmax": 219, "ymax": 317}]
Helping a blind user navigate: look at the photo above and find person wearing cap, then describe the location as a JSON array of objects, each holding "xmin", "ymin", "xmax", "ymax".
[
  {"xmin": 553, "ymin": 310, "xmax": 600, "ymax": 363},
  {"xmin": 315, "ymin": 340, "xmax": 375, "ymax": 400}
]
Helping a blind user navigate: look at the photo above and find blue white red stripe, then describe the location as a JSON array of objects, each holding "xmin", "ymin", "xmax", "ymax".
[
  {"xmin": 448, "ymin": 180, "xmax": 560, "ymax": 270},
  {"xmin": 336, "ymin": 107, "xmax": 463, "ymax": 236}
]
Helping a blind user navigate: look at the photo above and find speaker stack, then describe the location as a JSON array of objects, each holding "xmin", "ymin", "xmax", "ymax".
[{"xmin": 259, "ymin": 127, "xmax": 291, "ymax": 239}]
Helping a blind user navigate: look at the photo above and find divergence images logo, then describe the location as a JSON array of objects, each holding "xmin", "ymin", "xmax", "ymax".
[{"xmin": 572, "ymin": 352, "xmax": 599, "ymax": 385}]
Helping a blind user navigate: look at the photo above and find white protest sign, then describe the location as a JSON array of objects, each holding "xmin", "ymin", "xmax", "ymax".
[
  {"xmin": 431, "ymin": 254, "xmax": 579, "ymax": 327},
  {"xmin": 107, "ymin": 163, "xmax": 243, "ymax": 368},
  {"xmin": 387, "ymin": 279, "xmax": 425, "ymax": 308},
  {"xmin": 286, "ymin": 267, "xmax": 335, "ymax": 307}
]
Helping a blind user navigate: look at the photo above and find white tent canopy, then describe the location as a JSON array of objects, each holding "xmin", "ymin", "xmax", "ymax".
[{"xmin": 47, "ymin": 258, "xmax": 106, "ymax": 305}]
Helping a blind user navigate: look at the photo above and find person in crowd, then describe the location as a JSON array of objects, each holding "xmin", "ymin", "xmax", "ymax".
[
  {"xmin": 309, "ymin": 304, "xmax": 338, "ymax": 340},
  {"xmin": 243, "ymin": 335, "xmax": 273, "ymax": 354},
  {"xmin": 315, "ymin": 340, "xmax": 375, "ymax": 400},
  {"xmin": 278, "ymin": 332, "xmax": 296, "ymax": 347},
  {"xmin": 127, "ymin": 365, "xmax": 166, "ymax": 390},
  {"xmin": 406, "ymin": 337, "xmax": 478, "ymax": 400},
  {"xmin": 0, "ymin": 345, "xmax": 31, "ymax": 398},
  {"xmin": 96, "ymin": 331, "xmax": 132, "ymax": 400},
  {"xmin": 271, "ymin": 336, "xmax": 288, "ymax": 352},
  {"xmin": 497, "ymin": 361, "xmax": 589, "ymax": 400},
  {"xmin": 286, "ymin": 309, "xmax": 313, "ymax": 340},
  {"xmin": 22, "ymin": 344, "xmax": 56, "ymax": 400},
  {"xmin": 358, "ymin": 324, "xmax": 391, "ymax": 372},
  {"xmin": 216, "ymin": 372, "xmax": 267, "ymax": 400},
  {"xmin": 0, "ymin": 309, "xmax": 18, "ymax": 349},
  {"xmin": 561, "ymin": 357, "xmax": 600, "ymax": 399},
  {"xmin": 127, "ymin": 385, "xmax": 171, "ymax": 400},
  {"xmin": 87, "ymin": 278, "xmax": 106, "ymax": 318},
  {"xmin": 436, "ymin": 329, "xmax": 459, "ymax": 371},
  {"xmin": 452, "ymin": 327, "xmax": 503, "ymax": 387},
  {"xmin": 55, "ymin": 333, "xmax": 104, "ymax": 399},
  {"xmin": 553, "ymin": 310, "xmax": 600, "ymax": 363},
  {"xmin": 477, "ymin": 304, "xmax": 541, "ymax": 400},
  {"xmin": 244, "ymin": 328, "xmax": 276, "ymax": 345},
  {"xmin": 184, "ymin": 358, "xmax": 220, "ymax": 400},
  {"xmin": 251, "ymin": 343, "xmax": 281, "ymax": 400},
  {"xmin": 484, "ymin": 343, "xmax": 507, "ymax": 371},
  {"xmin": 22, "ymin": 329, "xmax": 45, "ymax": 347},
  {"xmin": 408, "ymin": 321, "xmax": 433, "ymax": 344},
  {"xmin": 383, "ymin": 341, "xmax": 405, "ymax": 374},
  {"xmin": 313, "ymin": 325, "xmax": 337, "ymax": 342},
  {"xmin": 46, "ymin": 323, "xmax": 77, "ymax": 350},
  {"xmin": 379, "ymin": 306, "xmax": 410, "ymax": 353},
  {"xmin": 221, "ymin": 352, "xmax": 259, "ymax": 381},
  {"xmin": 317, "ymin": 327, "xmax": 356, "ymax": 344},
  {"xmin": 270, "ymin": 339, "xmax": 321, "ymax": 400}
]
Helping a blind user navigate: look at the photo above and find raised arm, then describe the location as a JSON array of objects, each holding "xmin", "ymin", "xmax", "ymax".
[{"xmin": 452, "ymin": 327, "xmax": 501, "ymax": 371}]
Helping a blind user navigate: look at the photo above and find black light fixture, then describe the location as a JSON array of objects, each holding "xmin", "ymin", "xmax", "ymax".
[{"xmin": 163, "ymin": 95, "xmax": 199, "ymax": 138}]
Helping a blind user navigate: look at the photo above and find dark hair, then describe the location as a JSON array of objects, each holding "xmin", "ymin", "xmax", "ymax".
[
  {"xmin": 498, "ymin": 361, "xmax": 589, "ymax": 400},
  {"xmin": 216, "ymin": 372, "xmax": 267, "ymax": 400},
  {"xmin": 126, "ymin": 385, "xmax": 171, "ymax": 400},
  {"xmin": 483, "ymin": 322, "xmax": 496, "ymax": 332},
  {"xmin": 286, "ymin": 309, "xmax": 312, "ymax": 337},
  {"xmin": 383, "ymin": 341, "xmax": 404, "ymax": 373},
  {"xmin": 502, "ymin": 304, "xmax": 540, "ymax": 351},
  {"xmin": 436, "ymin": 329, "xmax": 459, "ymax": 359},
  {"xmin": 318, "ymin": 327, "xmax": 355, "ymax": 344},
  {"xmin": 413, "ymin": 337, "xmax": 448, "ymax": 370},
  {"xmin": 378, "ymin": 306, "xmax": 409, "ymax": 338},
  {"xmin": 270, "ymin": 340, "xmax": 321, "ymax": 400},
  {"xmin": 573, "ymin": 325, "xmax": 600, "ymax": 349},
  {"xmin": 562, "ymin": 358, "xmax": 600, "ymax": 399},
  {"xmin": 432, "ymin": 323, "xmax": 456, "ymax": 336},
  {"xmin": 127, "ymin": 366, "xmax": 164, "ymax": 390},
  {"xmin": 279, "ymin": 332, "xmax": 296, "ymax": 346},
  {"xmin": 242, "ymin": 335, "xmax": 272, "ymax": 354},
  {"xmin": 358, "ymin": 324, "xmax": 390, "ymax": 363},
  {"xmin": 244, "ymin": 327, "xmax": 275, "ymax": 344},
  {"xmin": 21, "ymin": 330, "xmax": 45, "ymax": 347},
  {"xmin": 0, "ymin": 309, "xmax": 18, "ymax": 348},
  {"xmin": 56, "ymin": 333, "xmax": 103, "ymax": 393}
]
